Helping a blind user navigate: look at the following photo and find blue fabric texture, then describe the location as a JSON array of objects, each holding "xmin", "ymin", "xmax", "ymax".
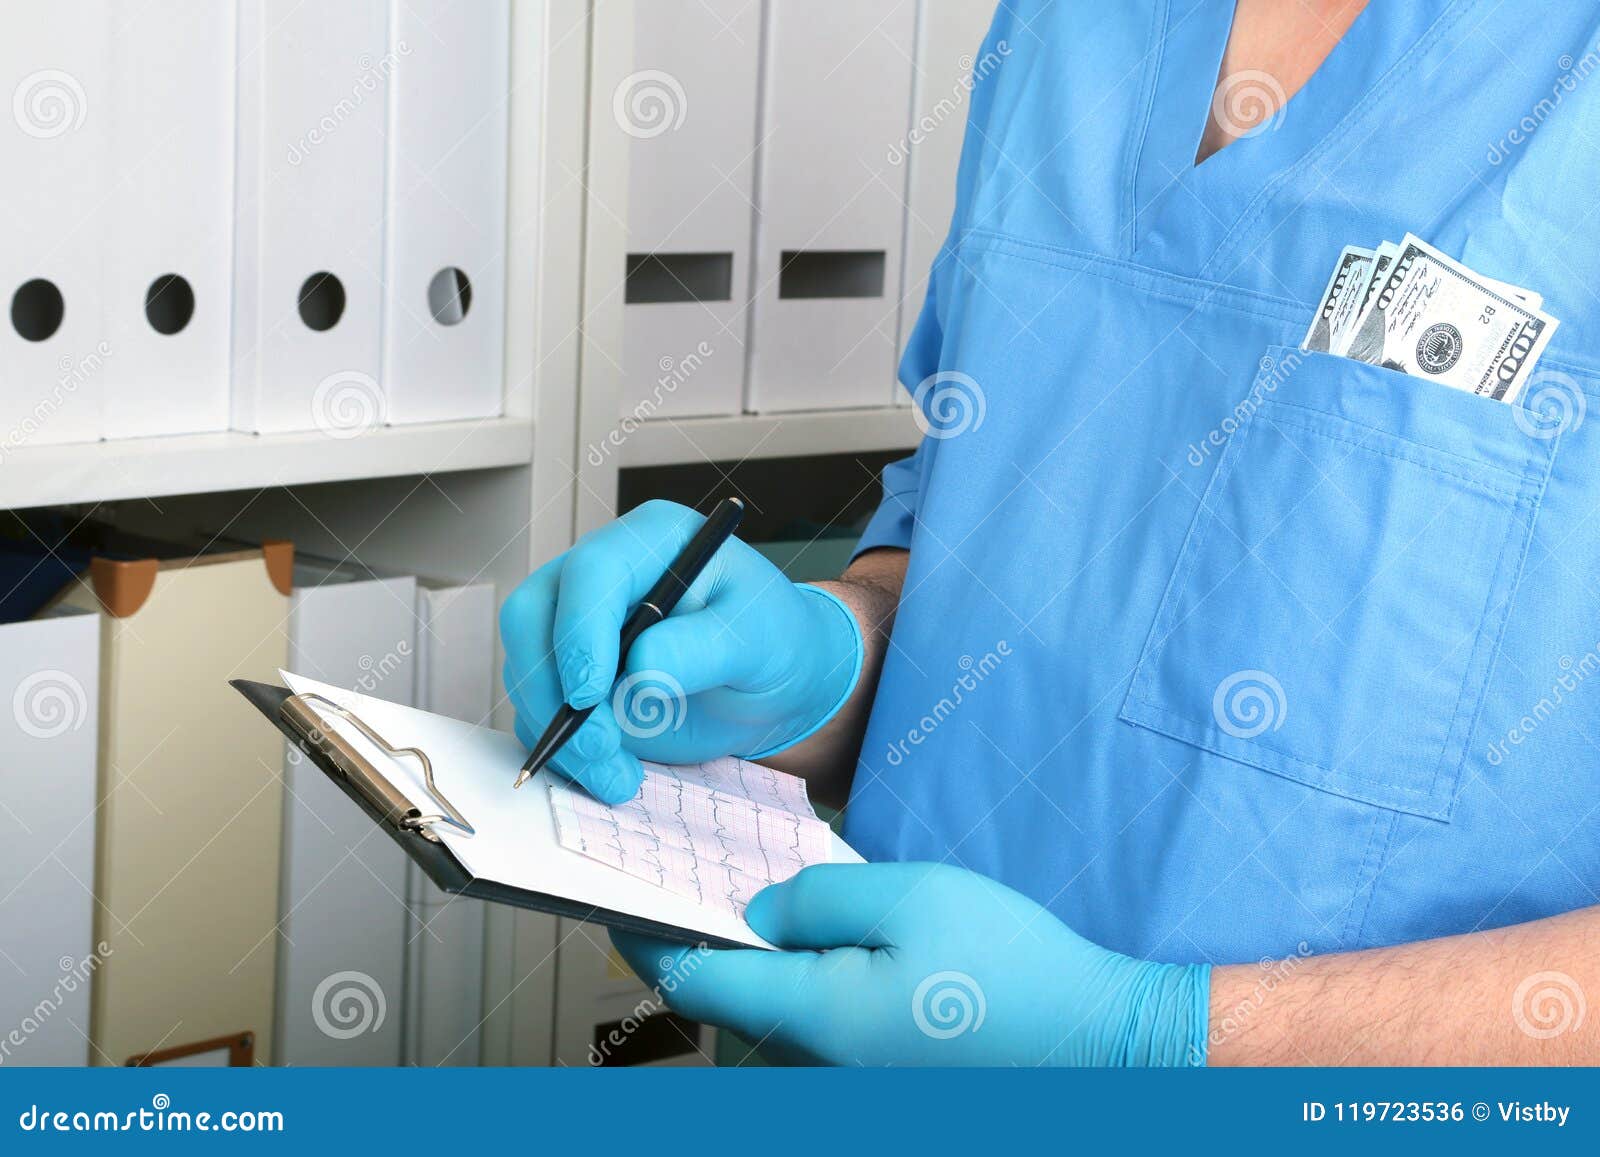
[{"xmin": 846, "ymin": 0, "xmax": 1600, "ymax": 966}]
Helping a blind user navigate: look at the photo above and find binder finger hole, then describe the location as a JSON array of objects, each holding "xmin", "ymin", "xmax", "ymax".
[
  {"xmin": 777, "ymin": 250, "xmax": 887, "ymax": 300},
  {"xmin": 297, "ymin": 272, "xmax": 346, "ymax": 332},
  {"xmin": 11, "ymin": 278, "xmax": 65, "ymax": 342},
  {"xmin": 427, "ymin": 266, "xmax": 472, "ymax": 326},
  {"xmin": 144, "ymin": 274, "xmax": 195, "ymax": 336},
  {"xmin": 625, "ymin": 253, "xmax": 734, "ymax": 304}
]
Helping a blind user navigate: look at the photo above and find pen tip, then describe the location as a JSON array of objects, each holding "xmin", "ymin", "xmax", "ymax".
[{"xmin": 513, "ymin": 771, "xmax": 530, "ymax": 790}]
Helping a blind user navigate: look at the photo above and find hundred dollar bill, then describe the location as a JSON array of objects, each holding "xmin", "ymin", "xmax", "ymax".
[
  {"xmin": 1484, "ymin": 274, "xmax": 1540, "ymax": 310},
  {"xmin": 1302, "ymin": 245, "xmax": 1374, "ymax": 353},
  {"xmin": 1340, "ymin": 234, "xmax": 1558, "ymax": 402},
  {"xmin": 1331, "ymin": 240, "xmax": 1398, "ymax": 356},
  {"xmin": 1340, "ymin": 244, "xmax": 1540, "ymax": 360}
]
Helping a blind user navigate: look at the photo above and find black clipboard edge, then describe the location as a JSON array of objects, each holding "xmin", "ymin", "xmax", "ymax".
[{"xmin": 231, "ymin": 679, "xmax": 751, "ymax": 951}]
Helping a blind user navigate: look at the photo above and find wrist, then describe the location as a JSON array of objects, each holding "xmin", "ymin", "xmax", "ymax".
[
  {"xmin": 744, "ymin": 583, "xmax": 864, "ymax": 760},
  {"xmin": 1050, "ymin": 949, "xmax": 1212, "ymax": 1067},
  {"xmin": 1118, "ymin": 960, "xmax": 1213, "ymax": 1067}
]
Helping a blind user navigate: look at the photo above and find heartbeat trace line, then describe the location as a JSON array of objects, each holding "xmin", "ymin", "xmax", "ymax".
[{"xmin": 547, "ymin": 757, "xmax": 833, "ymax": 919}]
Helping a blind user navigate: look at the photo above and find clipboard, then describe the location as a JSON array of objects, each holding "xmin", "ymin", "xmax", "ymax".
[{"xmin": 232, "ymin": 678, "xmax": 858, "ymax": 950}]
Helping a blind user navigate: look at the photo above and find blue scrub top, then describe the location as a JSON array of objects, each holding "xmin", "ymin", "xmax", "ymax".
[{"xmin": 846, "ymin": 0, "xmax": 1600, "ymax": 964}]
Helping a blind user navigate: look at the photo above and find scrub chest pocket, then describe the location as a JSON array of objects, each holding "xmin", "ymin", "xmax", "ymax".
[{"xmin": 1121, "ymin": 346, "xmax": 1560, "ymax": 821}]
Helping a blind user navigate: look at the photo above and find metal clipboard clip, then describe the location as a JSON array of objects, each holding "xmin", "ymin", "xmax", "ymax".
[{"xmin": 281, "ymin": 692, "xmax": 475, "ymax": 842}]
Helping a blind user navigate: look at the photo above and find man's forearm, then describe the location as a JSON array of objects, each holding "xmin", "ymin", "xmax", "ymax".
[
  {"xmin": 1209, "ymin": 905, "xmax": 1600, "ymax": 1064},
  {"xmin": 764, "ymin": 548, "xmax": 907, "ymax": 808}
]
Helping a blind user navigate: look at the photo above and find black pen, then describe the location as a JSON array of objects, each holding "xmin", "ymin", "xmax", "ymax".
[{"xmin": 512, "ymin": 496, "xmax": 746, "ymax": 789}]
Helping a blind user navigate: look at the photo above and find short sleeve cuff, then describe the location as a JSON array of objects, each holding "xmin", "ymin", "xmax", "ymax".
[{"xmin": 852, "ymin": 488, "xmax": 918, "ymax": 559}]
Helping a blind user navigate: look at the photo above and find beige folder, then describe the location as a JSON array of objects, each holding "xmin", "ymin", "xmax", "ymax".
[{"xmin": 61, "ymin": 545, "xmax": 292, "ymax": 1065}]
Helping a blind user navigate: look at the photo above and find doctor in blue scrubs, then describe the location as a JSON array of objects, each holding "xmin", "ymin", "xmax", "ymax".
[{"xmin": 502, "ymin": 0, "xmax": 1600, "ymax": 1064}]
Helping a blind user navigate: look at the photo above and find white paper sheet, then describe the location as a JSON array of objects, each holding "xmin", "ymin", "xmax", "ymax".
[
  {"xmin": 548, "ymin": 759, "xmax": 833, "ymax": 919},
  {"xmin": 279, "ymin": 672, "xmax": 860, "ymax": 949}
]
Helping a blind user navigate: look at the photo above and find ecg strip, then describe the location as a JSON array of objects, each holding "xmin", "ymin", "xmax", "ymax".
[{"xmin": 547, "ymin": 756, "xmax": 833, "ymax": 918}]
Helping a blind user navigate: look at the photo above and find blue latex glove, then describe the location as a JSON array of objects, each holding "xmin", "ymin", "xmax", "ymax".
[
  {"xmin": 613, "ymin": 862, "xmax": 1211, "ymax": 1066},
  {"xmin": 499, "ymin": 500, "xmax": 864, "ymax": 804}
]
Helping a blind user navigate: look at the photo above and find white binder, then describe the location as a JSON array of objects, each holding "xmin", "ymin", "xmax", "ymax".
[
  {"xmin": 618, "ymin": 0, "xmax": 762, "ymax": 420},
  {"xmin": 403, "ymin": 580, "xmax": 495, "ymax": 1065},
  {"xmin": 412, "ymin": 581, "xmax": 495, "ymax": 734},
  {"xmin": 0, "ymin": 609, "xmax": 99, "ymax": 1066},
  {"xmin": 277, "ymin": 561, "xmax": 417, "ymax": 1066},
  {"xmin": 402, "ymin": 868, "xmax": 486, "ymax": 1066},
  {"xmin": 233, "ymin": 0, "xmax": 389, "ymax": 435},
  {"xmin": 102, "ymin": 1, "xmax": 235, "ymax": 438},
  {"xmin": 381, "ymin": 0, "xmax": 509, "ymax": 426},
  {"xmin": 747, "ymin": 0, "xmax": 918, "ymax": 413},
  {"xmin": 898, "ymin": 0, "xmax": 997, "ymax": 403},
  {"xmin": 0, "ymin": 3, "xmax": 110, "ymax": 445}
]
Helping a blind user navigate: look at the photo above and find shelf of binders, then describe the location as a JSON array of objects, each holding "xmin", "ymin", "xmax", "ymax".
[
  {"xmin": 0, "ymin": 415, "xmax": 534, "ymax": 511},
  {"xmin": 610, "ymin": 407, "xmax": 920, "ymax": 470}
]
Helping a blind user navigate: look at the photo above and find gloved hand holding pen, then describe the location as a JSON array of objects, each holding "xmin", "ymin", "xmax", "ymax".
[{"xmin": 498, "ymin": 499, "xmax": 864, "ymax": 804}]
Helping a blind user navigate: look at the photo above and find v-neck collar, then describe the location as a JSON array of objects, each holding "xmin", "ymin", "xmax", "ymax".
[{"xmin": 1127, "ymin": 0, "xmax": 1474, "ymax": 277}]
